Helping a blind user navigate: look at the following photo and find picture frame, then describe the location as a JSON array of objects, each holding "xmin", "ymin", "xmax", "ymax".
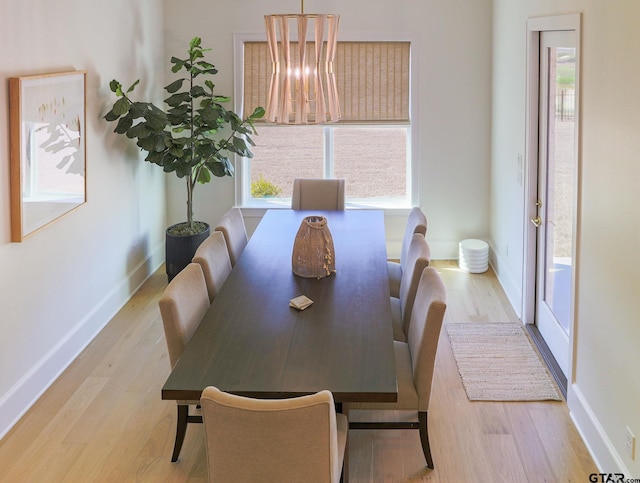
[{"xmin": 9, "ymin": 70, "xmax": 87, "ymax": 242}]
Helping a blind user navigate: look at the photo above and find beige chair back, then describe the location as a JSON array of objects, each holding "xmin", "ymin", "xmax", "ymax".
[
  {"xmin": 214, "ymin": 207, "xmax": 248, "ymax": 267},
  {"xmin": 407, "ymin": 266, "xmax": 447, "ymax": 411},
  {"xmin": 400, "ymin": 207, "xmax": 428, "ymax": 265},
  {"xmin": 291, "ymin": 178, "xmax": 346, "ymax": 210},
  {"xmin": 159, "ymin": 263, "xmax": 210, "ymax": 369},
  {"xmin": 398, "ymin": 233, "xmax": 431, "ymax": 334},
  {"xmin": 192, "ymin": 231, "xmax": 232, "ymax": 303},
  {"xmin": 201, "ymin": 386, "xmax": 347, "ymax": 483}
]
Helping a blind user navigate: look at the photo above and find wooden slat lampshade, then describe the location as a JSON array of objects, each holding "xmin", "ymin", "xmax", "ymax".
[{"xmin": 264, "ymin": 12, "xmax": 341, "ymax": 124}]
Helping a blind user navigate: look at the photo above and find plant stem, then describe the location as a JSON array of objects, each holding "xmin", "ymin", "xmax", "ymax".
[
  {"xmin": 188, "ymin": 51, "xmax": 196, "ymax": 228},
  {"xmin": 186, "ymin": 176, "xmax": 193, "ymax": 227}
]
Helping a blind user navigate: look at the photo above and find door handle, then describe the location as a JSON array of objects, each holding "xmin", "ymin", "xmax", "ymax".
[{"xmin": 531, "ymin": 199, "xmax": 542, "ymax": 227}]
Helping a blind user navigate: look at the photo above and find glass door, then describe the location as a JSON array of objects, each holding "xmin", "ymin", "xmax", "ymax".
[{"xmin": 533, "ymin": 30, "xmax": 577, "ymax": 378}]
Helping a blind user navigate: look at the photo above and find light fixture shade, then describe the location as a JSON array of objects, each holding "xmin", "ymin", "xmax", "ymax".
[{"xmin": 264, "ymin": 13, "xmax": 340, "ymax": 124}]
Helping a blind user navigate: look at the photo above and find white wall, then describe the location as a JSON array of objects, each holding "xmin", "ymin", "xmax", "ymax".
[
  {"xmin": 3, "ymin": 1, "xmax": 636, "ymax": 475},
  {"xmin": 162, "ymin": 0, "xmax": 493, "ymax": 259},
  {"xmin": 492, "ymin": 0, "xmax": 640, "ymax": 476},
  {"xmin": 0, "ymin": 0, "xmax": 167, "ymax": 438}
]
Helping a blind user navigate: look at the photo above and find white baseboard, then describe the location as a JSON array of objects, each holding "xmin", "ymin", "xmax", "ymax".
[
  {"xmin": 569, "ymin": 384, "xmax": 630, "ymax": 475},
  {"xmin": 0, "ymin": 244, "xmax": 164, "ymax": 440},
  {"xmin": 488, "ymin": 244, "xmax": 523, "ymax": 320}
]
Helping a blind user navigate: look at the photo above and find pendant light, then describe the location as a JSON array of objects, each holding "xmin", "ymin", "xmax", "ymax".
[{"xmin": 264, "ymin": 1, "xmax": 340, "ymax": 124}]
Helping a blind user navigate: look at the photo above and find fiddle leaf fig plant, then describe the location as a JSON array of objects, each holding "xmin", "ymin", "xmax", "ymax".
[{"xmin": 104, "ymin": 37, "xmax": 264, "ymax": 235}]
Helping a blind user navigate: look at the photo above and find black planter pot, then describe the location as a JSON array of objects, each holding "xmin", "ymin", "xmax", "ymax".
[{"xmin": 165, "ymin": 222, "xmax": 211, "ymax": 282}]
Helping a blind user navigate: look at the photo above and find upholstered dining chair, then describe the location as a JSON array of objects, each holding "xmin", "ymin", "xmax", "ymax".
[
  {"xmin": 214, "ymin": 207, "xmax": 248, "ymax": 267},
  {"xmin": 291, "ymin": 178, "xmax": 346, "ymax": 210},
  {"xmin": 158, "ymin": 262, "xmax": 210, "ymax": 462},
  {"xmin": 391, "ymin": 233, "xmax": 431, "ymax": 342},
  {"xmin": 345, "ymin": 266, "xmax": 447, "ymax": 470},
  {"xmin": 388, "ymin": 207, "xmax": 428, "ymax": 298},
  {"xmin": 192, "ymin": 231, "xmax": 232, "ymax": 303},
  {"xmin": 200, "ymin": 386, "xmax": 348, "ymax": 482}
]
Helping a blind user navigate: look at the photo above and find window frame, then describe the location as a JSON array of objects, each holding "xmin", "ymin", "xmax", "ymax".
[{"xmin": 233, "ymin": 33, "xmax": 419, "ymax": 211}]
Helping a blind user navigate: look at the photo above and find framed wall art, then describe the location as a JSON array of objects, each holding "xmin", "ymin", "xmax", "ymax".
[{"xmin": 9, "ymin": 70, "xmax": 87, "ymax": 242}]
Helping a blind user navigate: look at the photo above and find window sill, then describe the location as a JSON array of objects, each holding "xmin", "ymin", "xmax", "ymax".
[{"xmin": 239, "ymin": 199, "xmax": 413, "ymax": 217}]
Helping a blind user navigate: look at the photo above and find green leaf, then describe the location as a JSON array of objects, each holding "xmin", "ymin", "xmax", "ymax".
[
  {"xmin": 196, "ymin": 61, "xmax": 217, "ymax": 74},
  {"xmin": 190, "ymin": 37, "xmax": 202, "ymax": 50},
  {"xmin": 170, "ymin": 57, "xmax": 185, "ymax": 73},
  {"xmin": 163, "ymin": 160, "xmax": 178, "ymax": 173},
  {"xmin": 191, "ymin": 49, "xmax": 205, "ymax": 60},
  {"xmin": 165, "ymin": 92, "xmax": 191, "ymax": 107},
  {"xmin": 114, "ymin": 115, "xmax": 133, "ymax": 134},
  {"xmin": 168, "ymin": 104, "xmax": 190, "ymax": 116},
  {"xmin": 126, "ymin": 122, "xmax": 151, "ymax": 139},
  {"xmin": 138, "ymin": 135, "xmax": 161, "ymax": 152},
  {"xmin": 196, "ymin": 142, "xmax": 215, "ymax": 158},
  {"xmin": 142, "ymin": 106, "xmax": 168, "ymax": 131},
  {"xmin": 196, "ymin": 61, "xmax": 214, "ymax": 70},
  {"xmin": 232, "ymin": 136, "xmax": 249, "ymax": 155},
  {"xmin": 146, "ymin": 150, "xmax": 164, "ymax": 165},
  {"xmin": 197, "ymin": 167, "xmax": 212, "ymax": 184},
  {"xmin": 190, "ymin": 85, "xmax": 206, "ymax": 97},
  {"xmin": 126, "ymin": 80, "xmax": 140, "ymax": 93},
  {"xmin": 208, "ymin": 160, "xmax": 227, "ymax": 177},
  {"xmin": 228, "ymin": 115, "xmax": 241, "ymax": 131},
  {"xmin": 109, "ymin": 79, "xmax": 121, "ymax": 93},
  {"xmin": 199, "ymin": 107, "xmax": 224, "ymax": 124},
  {"xmin": 165, "ymin": 78, "xmax": 185, "ymax": 93},
  {"xmin": 207, "ymin": 157, "xmax": 234, "ymax": 177},
  {"xmin": 175, "ymin": 163, "xmax": 192, "ymax": 178},
  {"xmin": 104, "ymin": 109, "xmax": 120, "ymax": 122},
  {"xmin": 112, "ymin": 97, "xmax": 130, "ymax": 116},
  {"xmin": 251, "ymin": 106, "xmax": 266, "ymax": 119},
  {"xmin": 167, "ymin": 103, "xmax": 190, "ymax": 126}
]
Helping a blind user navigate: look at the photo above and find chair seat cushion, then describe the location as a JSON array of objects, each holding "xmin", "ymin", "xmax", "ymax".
[
  {"xmin": 387, "ymin": 260, "xmax": 402, "ymax": 298},
  {"xmin": 347, "ymin": 341, "xmax": 418, "ymax": 411},
  {"xmin": 390, "ymin": 297, "xmax": 407, "ymax": 343}
]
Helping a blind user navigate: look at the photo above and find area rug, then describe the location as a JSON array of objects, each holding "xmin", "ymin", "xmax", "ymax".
[{"xmin": 446, "ymin": 322, "xmax": 562, "ymax": 401}]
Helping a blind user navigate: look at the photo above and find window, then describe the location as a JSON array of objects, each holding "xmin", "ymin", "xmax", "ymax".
[{"xmin": 237, "ymin": 39, "xmax": 414, "ymax": 208}]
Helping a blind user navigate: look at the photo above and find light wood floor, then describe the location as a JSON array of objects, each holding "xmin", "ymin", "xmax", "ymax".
[{"xmin": 0, "ymin": 260, "xmax": 596, "ymax": 482}]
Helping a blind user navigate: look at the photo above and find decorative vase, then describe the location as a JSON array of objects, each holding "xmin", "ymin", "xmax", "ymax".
[
  {"xmin": 165, "ymin": 222, "xmax": 210, "ymax": 282},
  {"xmin": 292, "ymin": 216, "xmax": 336, "ymax": 279}
]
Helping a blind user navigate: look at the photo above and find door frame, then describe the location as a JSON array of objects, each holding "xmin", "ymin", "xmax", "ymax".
[{"xmin": 523, "ymin": 13, "xmax": 582, "ymax": 396}]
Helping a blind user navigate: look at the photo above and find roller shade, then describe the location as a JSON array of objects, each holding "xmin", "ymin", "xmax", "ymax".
[{"xmin": 244, "ymin": 41, "xmax": 410, "ymax": 123}]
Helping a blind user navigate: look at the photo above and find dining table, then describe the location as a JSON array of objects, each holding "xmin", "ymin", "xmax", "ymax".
[{"xmin": 161, "ymin": 208, "xmax": 397, "ymax": 406}]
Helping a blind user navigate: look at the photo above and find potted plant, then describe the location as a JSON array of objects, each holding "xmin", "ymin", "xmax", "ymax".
[{"xmin": 104, "ymin": 37, "xmax": 264, "ymax": 281}]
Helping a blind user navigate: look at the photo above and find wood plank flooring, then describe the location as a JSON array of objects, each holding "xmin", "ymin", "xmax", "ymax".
[{"xmin": 0, "ymin": 260, "xmax": 597, "ymax": 482}]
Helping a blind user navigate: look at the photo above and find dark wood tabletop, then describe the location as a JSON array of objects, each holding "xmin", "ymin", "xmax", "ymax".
[{"xmin": 161, "ymin": 209, "xmax": 397, "ymax": 403}]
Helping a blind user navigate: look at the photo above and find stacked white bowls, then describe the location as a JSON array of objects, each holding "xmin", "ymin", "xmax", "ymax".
[{"xmin": 458, "ymin": 239, "xmax": 489, "ymax": 273}]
